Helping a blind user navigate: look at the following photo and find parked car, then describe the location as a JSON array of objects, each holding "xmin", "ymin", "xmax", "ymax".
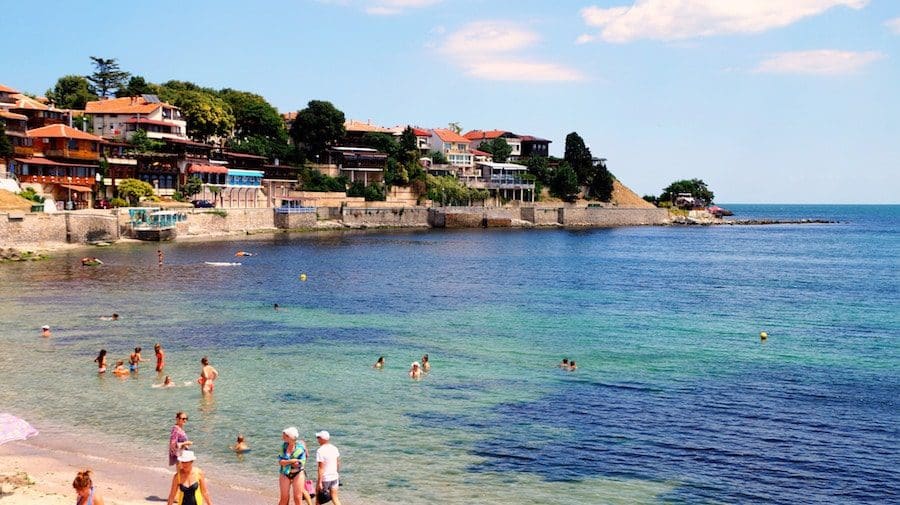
[{"xmin": 191, "ymin": 199, "xmax": 215, "ymax": 208}]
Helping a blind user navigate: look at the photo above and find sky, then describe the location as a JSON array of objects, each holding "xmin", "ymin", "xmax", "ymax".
[{"xmin": 2, "ymin": 0, "xmax": 898, "ymax": 203}]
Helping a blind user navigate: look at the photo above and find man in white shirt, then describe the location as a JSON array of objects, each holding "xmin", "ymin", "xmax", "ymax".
[{"xmin": 315, "ymin": 430, "xmax": 342, "ymax": 505}]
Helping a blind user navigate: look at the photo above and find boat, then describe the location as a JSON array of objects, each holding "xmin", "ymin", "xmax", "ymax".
[
  {"xmin": 204, "ymin": 261, "xmax": 242, "ymax": 266},
  {"xmin": 128, "ymin": 209, "xmax": 184, "ymax": 241}
]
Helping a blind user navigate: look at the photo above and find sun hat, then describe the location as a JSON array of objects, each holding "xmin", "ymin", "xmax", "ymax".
[
  {"xmin": 177, "ymin": 450, "xmax": 197, "ymax": 463},
  {"xmin": 411, "ymin": 361, "xmax": 420, "ymax": 367},
  {"xmin": 315, "ymin": 430, "xmax": 330, "ymax": 441},
  {"xmin": 282, "ymin": 427, "xmax": 299, "ymax": 440},
  {"xmin": 42, "ymin": 325, "xmax": 50, "ymax": 330}
]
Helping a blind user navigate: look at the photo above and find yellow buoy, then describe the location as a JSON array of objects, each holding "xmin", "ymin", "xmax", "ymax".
[
  {"xmin": 759, "ymin": 331, "xmax": 768, "ymax": 340},
  {"xmin": 299, "ymin": 273, "xmax": 307, "ymax": 282}
]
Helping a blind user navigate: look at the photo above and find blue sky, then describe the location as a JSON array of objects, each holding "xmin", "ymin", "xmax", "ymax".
[{"xmin": 3, "ymin": 0, "xmax": 898, "ymax": 203}]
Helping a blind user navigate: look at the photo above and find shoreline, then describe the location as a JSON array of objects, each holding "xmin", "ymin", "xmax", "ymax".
[{"xmin": 0, "ymin": 413, "xmax": 381, "ymax": 505}]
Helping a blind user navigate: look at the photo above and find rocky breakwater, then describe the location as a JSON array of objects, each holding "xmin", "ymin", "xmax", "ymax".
[{"xmin": 0, "ymin": 247, "xmax": 49, "ymax": 262}]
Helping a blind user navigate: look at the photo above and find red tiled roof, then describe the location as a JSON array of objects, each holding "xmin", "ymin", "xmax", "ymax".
[
  {"xmin": 14, "ymin": 157, "xmax": 98, "ymax": 168},
  {"xmin": 27, "ymin": 124, "xmax": 103, "ymax": 141},
  {"xmin": 11, "ymin": 94, "xmax": 49, "ymax": 111},
  {"xmin": 188, "ymin": 164, "xmax": 228, "ymax": 174},
  {"xmin": 463, "ymin": 129, "xmax": 510, "ymax": 141},
  {"xmin": 432, "ymin": 128, "xmax": 470, "ymax": 143},
  {"xmin": 519, "ymin": 135, "xmax": 551, "ymax": 142},
  {"xmin": 470, "ymin": 149, "xmax": 492, "ymax": 157},
  {"xmin": 0, "ymin": 84, "xmax": 20, "ymax": 93},
  {"xmin": 412, "ymin": 128, "xmax": 431, "ymax": 137},
  {"xmin": 85, "ymin": 96, "xmax": 171, "ymax": 114}
]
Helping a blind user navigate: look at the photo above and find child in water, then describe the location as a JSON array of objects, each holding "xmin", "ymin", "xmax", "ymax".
[
  {"xmin": 232, "ymin": 434, "xmax": 249, "ymax": 453},
  {"xmin": 112, "ymin": 360, "xmax": 129, "ymax": 376}
]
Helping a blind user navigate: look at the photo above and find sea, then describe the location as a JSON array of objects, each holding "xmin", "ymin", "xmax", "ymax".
[{"xmin": 0, "ymin": 204, "xmax": 897, "ymax": 504}]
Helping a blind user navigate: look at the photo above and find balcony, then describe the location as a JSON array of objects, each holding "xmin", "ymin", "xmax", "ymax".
[
  {"xmin": 14, "ymin": 146, "xmax": 34, "ymax": 156},
  {"xmin": 17, "ymin": 174, "xmax": 97, "ymax": 186},
  {"xmin": 45, "ymin": 149, "xmax": 100, "ymax": 161}
]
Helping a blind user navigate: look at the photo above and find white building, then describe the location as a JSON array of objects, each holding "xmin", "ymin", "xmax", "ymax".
[{"xmin": 85, "ymin": 95, "xmax": 187, "ymax": 141}]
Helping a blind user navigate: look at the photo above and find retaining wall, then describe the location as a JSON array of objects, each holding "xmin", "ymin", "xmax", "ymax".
[
  {"xmin": 180, "ymin": 208, "xmax": 276, "ymax": 236},
  {"xmin": 341, "ymin": 207, "xmax": 429, "ymax": 228},
  {"xmin": 0, "ymin": 212, "xmax": 67, "ymax": 246},
  {"xmin": 559, "ymin": 207, "xmax": 669, "ymax": 226},
  {"xmin": 274, "ymin": 212, "xmax": 317, "ymax": 229}
]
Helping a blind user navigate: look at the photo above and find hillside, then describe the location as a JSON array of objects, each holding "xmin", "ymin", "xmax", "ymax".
[
  {"xmin": 0, "ymin": 190, "xmax": 33, "ymax": 211},
  {"xmin": 611, "ymin": 180, "xmax": 656, "ymax": 209}
]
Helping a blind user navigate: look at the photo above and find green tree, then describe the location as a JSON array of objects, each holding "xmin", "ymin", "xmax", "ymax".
[
  {"xmin": 564, "ymin": 132, "xmax": 593, "ymax": 185},
  {"xmin": 587, "ymin": 159, "xmax": 615, "ymax": 202},
  {"xmin": 359, "ymin": 132, "xmax": 399, "ymax": 158},
  {"xmin": 550, "ymin": 162, "xmax": 579, "ymax": 200},
  {"xmin": 181, "ymin": 176, "xmax": 203, "ymax": 199},
  {"xmin": 46, "ymin": 75, "xmax": 98, "ymax": 109},
  {"xmin": 289, "ymin": 100, "xmax": 346, "ymax": 158},
  {"xmin": 86, "ymin": 56, "xmax": 130, "ymax": 98},
  {"xmin": 525, "ymin": 155, "xmax": 551, "ymax": 184},
  {"xmin": 430, "ymin": 150, "xmax": 448, "ymax": 164},
  {"xmin": 116, "ymin": 76, "xmax": 158, "ymax": 97},
  {"xmin": 128, "ymin": 129, "xmax": 164, "ymax": 152},
  {"xmin": 116, "ymin": 178, "xmax": 155, "ymax": 205},
  {"xmin": 218, "ymin": 89, "xmax": 284, "ymax": 139},
  {"xmin": 425, "ymin": 175, "xmax": 488, "ymax": 206},
  {"xmin": 479, "ymin": 137, "xmax": 513, "ymax": 163},
  {"xmin": 398, "ymin": 126, "xmax": 419, "ymax": 165},
  {"xmin": 169, "ymin": 89, "xmax": 235, "ymax": 142},
  {"xmin": 660, "ymin": 179, "xmax": 715, "ymax": 205},
  {"xmin": 447, "ymin": 122, "xmax": 462, "ymax": 134}
]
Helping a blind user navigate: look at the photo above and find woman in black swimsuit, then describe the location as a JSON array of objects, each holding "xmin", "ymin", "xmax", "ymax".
[{"xmin": 166, "ymin": 450, "xmax": 212, "ymax": 505}]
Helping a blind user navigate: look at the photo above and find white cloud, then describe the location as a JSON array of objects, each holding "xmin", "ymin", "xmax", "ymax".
[
  {"xmin": 364, "ymin": 0, "xmax": 442, "ymax": 15},
  {"xmin": 753, "ymin": 49, "xmax": 884, "ymax": 75},
  {"xmin": 579, "ymin": 0, "xmax": 868, "ymax": 43},
  {"xmin": 886, "ymin": 17, "xmax": 900, "ymax": 34},
  {"xmin": 439, "ymin": 21, "xmax": 584, "ymax": 82},
  {"xmin": 463, "ymin": 60, "xmax": 585, "ymax": 82}
]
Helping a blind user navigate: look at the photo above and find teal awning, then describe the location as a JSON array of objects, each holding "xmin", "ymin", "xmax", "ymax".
[{"xmin": 227, "ymin": 169, "xmax": 264, "ymax": 177}]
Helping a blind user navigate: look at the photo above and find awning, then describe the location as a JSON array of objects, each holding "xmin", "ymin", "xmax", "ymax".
[
  {"xmin": 227, "ymin": 169, "xmax": 264, "ymax": 177},
  {"xmin": 59, "ymin": 184, "xmax": 94, "ymax": 193},
  {"xmin": 188, "ymin": 164, "xmax": 228, "ymax": 174}
]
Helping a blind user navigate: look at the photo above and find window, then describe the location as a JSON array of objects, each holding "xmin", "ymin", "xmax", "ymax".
[{"xmin": 68, "ymin": 139, "xmax": 78, "ymax": 150}]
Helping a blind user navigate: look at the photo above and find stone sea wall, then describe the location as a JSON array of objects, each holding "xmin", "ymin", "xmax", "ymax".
[{"xmin": 341, "ymin": 207, "xmax": 430, "ymax": 228}]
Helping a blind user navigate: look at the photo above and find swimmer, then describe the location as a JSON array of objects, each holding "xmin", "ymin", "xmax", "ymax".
[
  {"xmin": 163, "ymin": 375, "xmax": 174, "ymax": 387},
  {"xmin": 129, "ymin": 347, "xmax": 143, "ymax": 372},
  {"xmin": 569, "ymin": 360, "xmax": 577, "ymax": 371},
  {"xmin": 112, "ymin": 360, "xmax": 129, "ymax": 376},
  {"xmin": 100, "ymin": 313, "xmax": 119, "ymax": 321},
  {"xmin": 41, "ymin": 325, "xmax": 51, "ymax": 338},
  {"xmin": 559, "ymin": 358, "xmax": 569, "ymax": 369},
  {"xmin": 373, "ymin": 356, "xmax": 385, "ymax": 369},
  {"xmin": 95, "ymin": 349, "xmax": 108, "ymax": 374},
  {"xmin": 409, "ymin": 361, "xmax": 422, "ymax": 380},
  {"xmin": 421, "ymin": 354, "xmax": 431, "ymax": 372},
  {"xmin": 232, "ymin": 434, "xmax": 249, "ymax": 453},
  {"xmin": 155, "ymin": 343, "xmax": 165, "ymax": 372},
  {"xmin": 198, "ymin": 356, "xmax": 218, "ymax": 394},
  {"xmin": 274, "ymin": 303, "xmax": 280, "ymax": 311}
]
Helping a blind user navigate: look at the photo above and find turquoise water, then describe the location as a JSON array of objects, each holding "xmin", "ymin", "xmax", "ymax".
[{"xmin": 0, "ymin": 205, "xmax": 897, "ymax": 504}]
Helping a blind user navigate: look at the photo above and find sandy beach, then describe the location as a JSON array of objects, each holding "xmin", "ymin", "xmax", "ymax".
[{"xmin": 0, "ymin": 420, "xmax": 279, "ymax": 505}]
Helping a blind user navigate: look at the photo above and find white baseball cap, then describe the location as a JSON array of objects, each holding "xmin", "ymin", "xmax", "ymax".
[{"xmin": 315, "ymin": 430, "xmax": 330, "ymax": 440}]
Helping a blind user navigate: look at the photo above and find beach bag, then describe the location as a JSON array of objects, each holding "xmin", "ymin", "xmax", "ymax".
[
  {"xmin": 304, "ymin": 479, "xmax": 315, "ymax": 496},
  {"xmin": 317, "ymin": 486, "xmax": 332, "ymax": 504}
]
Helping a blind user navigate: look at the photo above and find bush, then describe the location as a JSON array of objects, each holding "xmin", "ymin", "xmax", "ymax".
[
  {"xmin": 172, "ymin": 191, "xmax": 185, "ymax": 202},
  {"xmin": 18, "ymin": 187, "xmax": 44, "ymax": 203},
  {"xmin": 109, "ymin": 197, "xmax": 127, "ymax": 208},
  {"xmin": 145, "ymin": 195, "xmax": 161, "ymax": 202}
]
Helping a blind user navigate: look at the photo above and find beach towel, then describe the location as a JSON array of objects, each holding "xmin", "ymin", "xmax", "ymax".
[{"xmin": 0, "ymin": 413, "xmax": 39, "ymax": 445}]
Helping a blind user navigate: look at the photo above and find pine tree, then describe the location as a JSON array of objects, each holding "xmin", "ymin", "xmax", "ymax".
[{"xmin": 86, "ymin": 57, "xmax": 130, "ymax": 98}]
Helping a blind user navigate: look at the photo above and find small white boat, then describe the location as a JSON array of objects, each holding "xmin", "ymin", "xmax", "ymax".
[{"xmin": 204, "ymin": 261, "xmax": 242, "ymax": 266}]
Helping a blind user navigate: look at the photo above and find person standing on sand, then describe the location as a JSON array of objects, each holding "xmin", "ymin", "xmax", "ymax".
[
  {"xmin": 198, "ymin": 357, "xmax": 218, "ymax": 394},
  {"xmin": 279, "ymin": 427, "xmax": 314, "ymax": 505},
  {"xmin": 155, "ymin": 343, "xmax": 165, "ymax": 372},
  {"xmin": 167, "ymin": 450, "xmax": 213, "ymax": 505},
  {"xmin": 169, "ymin": 412, "xmax": 193, "ymax": 467},
  {"xmin": 73, "ymin": 469, "xmax": 105, "ymax": 505},
  {"xmin": 315, "ymin": 430, "xmax": 342, "ymax": 505}
]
